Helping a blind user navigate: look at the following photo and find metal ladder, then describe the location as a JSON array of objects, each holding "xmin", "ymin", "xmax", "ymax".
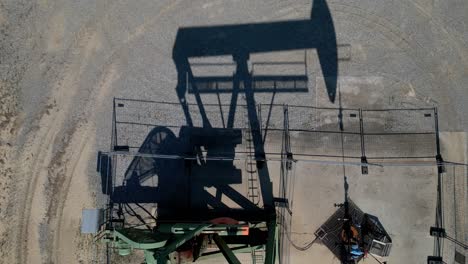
[
  {"xmin": 251, "ymin": 247, "xmax": 265, "ymax": 264},
  {"xmin": 244, "ymin": 104, "xmax": 260, "ymax": 205}
]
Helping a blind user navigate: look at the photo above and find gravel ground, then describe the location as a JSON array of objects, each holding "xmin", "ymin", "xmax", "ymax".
[{"xmin": 0, "ymin": 0, "xmax": 466, "ymax": 263}]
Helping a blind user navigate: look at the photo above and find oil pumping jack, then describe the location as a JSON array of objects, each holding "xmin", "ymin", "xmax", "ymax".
[{"xmin": 92, "ymin": 1, "xmax": 339, "ymax": 263}]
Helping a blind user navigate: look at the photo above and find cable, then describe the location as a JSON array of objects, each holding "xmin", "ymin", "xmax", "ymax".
[
  {"xmin": 445, "ymin": 235, "xmax": 468, "ymax": 249},
  {"xmin": 117, "ymin": 220, "xmax": 158, "ymax": 230},
  {"xmin": 276, "ymin": 211, "xmax": 317, "ymax": 251},
  {"xmin": 103, "ymin": 150, "xmax": 468, "ymax": 168},
  {"xmin": 124, "ymin": 203, "xmax": 152, "ymax": 230},
  {"xmin": 134, "ymin": 202, "xmax": 158, "ymax": 222},
  {"xmin": 123, "ymin": 203, "xmax": 136, "ymax": 217}
]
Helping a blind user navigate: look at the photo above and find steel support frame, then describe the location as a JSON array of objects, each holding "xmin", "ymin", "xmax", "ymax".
[
  {"xmin": 198, "ymin": 245, "xmax": 263, "ymax": 261},
  {"xmin": 213, "ymin": 234, "xmax": 242, "ymax": 264},
  {"xmin": 101, "ymin": 221, "xmax": 278, "ymax": 264},
  {"xmin": 154, "ymin": 224, "xmax": 211, "ymax": 263}
]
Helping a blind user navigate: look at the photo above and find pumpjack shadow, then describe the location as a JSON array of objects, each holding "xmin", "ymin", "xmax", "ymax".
[
  {"xmin": 95, "ymin": 0, "xmax": 348, "ymax": 263},
  {"xmin": 90, "ymin": 0, "xmax": 451, "ymax": 261}
]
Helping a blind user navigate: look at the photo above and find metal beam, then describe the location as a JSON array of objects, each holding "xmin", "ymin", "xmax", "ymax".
[
  {"xmin": 154, "ymin": 224, "xmax": 210, "ymax": 263},
  {"xmin": 213, "ymin": 234, "xmax": 242, "ymax": 264},
  {"xmin": 215, "ymin": 184, "xmax": 260, "ymax": 210},
  {"xmin": 199, "ymin": 245, "xmax": 262, "ymax": 259},
  {"xmin": 144, "ymin": 250, "xmax": 157, "ymax": 264},
  {"xmin": 111, "ymin": 229, "xmax": 168, "ymax": 250},
  {"xmin": 264, "ymin": 219, "xmax": 277, "ymax": 264}
]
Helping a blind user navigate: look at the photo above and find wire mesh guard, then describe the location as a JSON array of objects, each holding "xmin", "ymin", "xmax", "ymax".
[
  {"xmin": 441, "ymin": 165, "xmax": 467, "ymax": 263},
  {"xmin": 97, "ymin": 98, "xmax": 440, "ymax": 263},
  {"xmin": 111, "ymin": 98, "xmax": 437, "ymax": 160},
  {"xmin": 104, "ymin": 98, "xmax": 438, "ymax": 217},
  {"xmin": 261, "ymin": 105, "xmax": 437, "ymax": 160},
  {"xmin": 110, "ymin": 99, "xmax": 261, "ymax": 213}
]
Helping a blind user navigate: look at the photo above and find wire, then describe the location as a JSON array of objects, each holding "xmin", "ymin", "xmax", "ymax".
[
  {"xmin": 277, "ymin": 211, "xmax": 317, "ymax": 251},
  {"xmin": 123, "ymin": 203, "xmax": 152, "ymax": 230},
  {"xmin": 103, "ymin": 150, "xmax": 468, "ymax": 168},
  {"xmin": 123, "ymin": 220, "xmax": 157, "ymax": 229},
  {"xmin": 134, "ymin": 202, "xmax": 158, "ymax": 222},
  {"xmin": 123, "ymin": 204, "xmax": 136, "ymax": 217},
  {"xmin": 289, "ymin": 235, "xmax": 317, "ymax": 251},
  {"xmin": 445, "ymin": 235, "xmax": 468, "ymax": 249}
]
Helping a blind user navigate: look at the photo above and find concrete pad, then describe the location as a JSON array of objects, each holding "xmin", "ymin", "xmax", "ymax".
[
  {"xmin": 439, "ymin": 132, "xmax": 467, "ymax": 263},
  {"xmin": 288, "ymin": 160, "xmax": 437, "ymax": 263}
]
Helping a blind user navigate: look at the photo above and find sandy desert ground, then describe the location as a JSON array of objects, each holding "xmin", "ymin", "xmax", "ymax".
[{"xmin": 0, "ymin": 0, "xmax": 467, "ymax": 263}]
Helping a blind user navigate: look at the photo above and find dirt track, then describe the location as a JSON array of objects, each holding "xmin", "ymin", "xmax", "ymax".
[{"xmin": 0, "ymin": 0, "xmax": 466, "ymax": 263}]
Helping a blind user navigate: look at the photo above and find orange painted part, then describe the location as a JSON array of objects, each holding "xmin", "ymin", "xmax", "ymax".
[
  {"xmin": 240, "ymin": 228, "xmax": 249, "ymax": 236},
  {"xmin": 340, "ymin": 225, "xmax": 359, "ymax": 243},
  {"xmin": 209, "ymin": 217, "xmax": 249, "ymax": 235}
]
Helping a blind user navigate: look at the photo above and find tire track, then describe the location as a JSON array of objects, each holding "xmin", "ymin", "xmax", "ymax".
[
  {"xmin": 15, "ymin": 19, "xmax": 105, "ymax": 264},
  {"xmin": 49, "ymin": 59, "xmax": 118, "ymax": 264},
  {"xmin": 16, "ymin": 1, "xmax": 467, "ymax": 263},
  {"xmin": 45, "ymin": 2, "xmax": 183, "ymax": 263}
]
